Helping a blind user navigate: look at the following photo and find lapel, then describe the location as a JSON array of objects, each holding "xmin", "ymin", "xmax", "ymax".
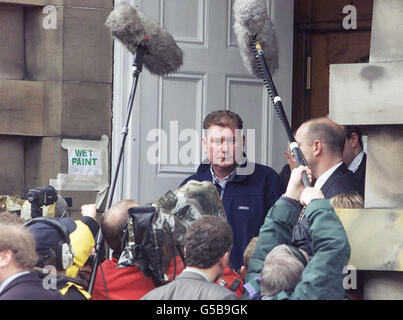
[{"xmin": 320, "ymin": 162, "xmax": 348, "ymax": 197}]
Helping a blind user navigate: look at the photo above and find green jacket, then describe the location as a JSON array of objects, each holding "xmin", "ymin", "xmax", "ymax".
[{"xmin": 244, "ymin": 198, "xmax": 350, "ymax": 300}]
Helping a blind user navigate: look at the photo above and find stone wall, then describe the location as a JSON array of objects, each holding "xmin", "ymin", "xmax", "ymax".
[{"xmin": 0, "ymin": 0, "xmax": 113, "ymax": 211}]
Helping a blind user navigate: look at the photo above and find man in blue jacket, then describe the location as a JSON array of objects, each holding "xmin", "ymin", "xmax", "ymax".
[{"xmin": 180, "ymin": 110, "xmax": 282, "ymax": 271}]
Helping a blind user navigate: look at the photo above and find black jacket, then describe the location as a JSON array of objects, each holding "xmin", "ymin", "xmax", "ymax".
[
  {"xmin": 320, "ymin": 162, "xmax": 361, "ymax": 198},
  {"xmin": 0, "ymin": 272, "xmax": 62, "ymax": 300}
]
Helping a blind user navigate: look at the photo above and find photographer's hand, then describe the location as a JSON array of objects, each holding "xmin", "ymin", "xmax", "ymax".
[
  {"xmin": 284, "ymin": 166, "xmax": 312, "ymax": 201},
  {"xmin": 81, "ymin": 204, "xmax": 97, "ymax": 220}
]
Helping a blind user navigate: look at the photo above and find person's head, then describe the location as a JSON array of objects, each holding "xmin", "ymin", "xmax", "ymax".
[
  {"xmin": 101, "ymin": 199, "xmax": 139, "ymax": 254},
  {"xmin": 295, "ymin": 117, "xmax": 345, "ymax": 178},
  {"xmin": 285, "ymin": 144, "xmax": 298, "ymax": 171},
  {"xmin": 343, "ymin": 126, "xmax": 364, "ymax": 167},
  {"xmin": 25, "ymin": 217, "xmax": 76, "ymax": 271},
  {"xmin": 330, "ymin": 193, "xmax": 364, "ymax": 209},
  {"xmin": 184, "ymin": 215, "xmax": 233, "ymax": 278},
  {"xmin": 202, "ymin": 110, "xmax": 244, "ymax": 170},
  {"xmin": 260, "ymin": 244, "xmax": 308, "ymax": 297},
  {"xmin": 0, "ymin": 223, "xmax": 38, "ymax": 282},
  {"xmin": 240, "ymin": 236, "xmax": 258, "ymax": 279},
  {"xmin": 0, "ymin": 211, "xmax": 24, "ymax": 225}
]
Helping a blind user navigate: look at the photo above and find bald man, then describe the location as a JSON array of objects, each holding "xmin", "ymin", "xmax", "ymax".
[
  {"xmin": 294, "ymin": 117, "xmax": 360, "ymax": 198},
  {"xmin": 291, "ymin": 117, "xmax": 359, "ymax": 256}
]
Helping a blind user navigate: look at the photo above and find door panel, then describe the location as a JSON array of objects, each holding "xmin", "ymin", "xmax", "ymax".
[{"xmin": 112, "ymin": 0, "xmax": 294, "ymax": 204}]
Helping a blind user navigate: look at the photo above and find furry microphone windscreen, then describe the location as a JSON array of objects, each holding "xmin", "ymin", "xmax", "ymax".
[
  {"xmin": 233, "ymin": 0, "xmax": 279, "ymax": 77},
  {"xmin": 105, "ymin": 3, "xmax": 183, "ymax": 76}
]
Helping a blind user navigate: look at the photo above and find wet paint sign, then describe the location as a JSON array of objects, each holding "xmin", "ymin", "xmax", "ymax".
[{"xmin": 68, "ymin": 149, "xmax": 101, "ymax": 176}]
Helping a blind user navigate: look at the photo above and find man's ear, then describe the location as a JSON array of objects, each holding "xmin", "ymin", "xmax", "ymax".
[
  {"xmin": 313, "ymin": 139, "xmax": 322, "ymax": 156},
  {"xmin": 0, "ymin": 250, "xmax": 13, "ymax": 268},
  {"xmin": 350, "ymin": 132, "xmax": 359, "ymax": 148},
  {"xmin": 219, "ymin": 251, "xmax": 230, "ymax": 269}
]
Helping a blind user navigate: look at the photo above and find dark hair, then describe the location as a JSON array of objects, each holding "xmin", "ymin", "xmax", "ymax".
[
  {"xmin": 203, "ymin": 110, "xmax": 243, "ymax": 130},
  {"xmin": 344, "ymin": 125, "xmax": 363, "ymax": 148},
  {"xmin": 307, "ymin": 120, "xmax": 345, "ymax": 156},
  {"xmin": 184, "ymin": 215, "xmax": 233, "ymax": 269},
  {"xmin": 101, "ymin": 200, "xmax": 136, "ymax": 253}
]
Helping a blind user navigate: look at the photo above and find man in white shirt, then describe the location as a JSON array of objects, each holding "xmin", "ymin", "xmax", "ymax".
[
  {"xmin": 343, "ymin": 126, "xmax": 366, "ymax": 198},
  {"xmin": 0, "ymin": 220, "xmax": 62, "ymax": 300},
  {"xmin": 291, "ymin": 117, "xmax": 360, "ymax": 256},
  {"xmin": 294, "ymin": 117, "xmax": 360, "ymax": 198}
]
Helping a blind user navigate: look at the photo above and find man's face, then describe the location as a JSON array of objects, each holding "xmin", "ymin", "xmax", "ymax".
[
  {"xmin": 342, "ymin": 137, "xmax": 355, "ymax": 167},
  {"xmin": 202, "ymin": 125, "xmax": 243, "ymax": 169}
]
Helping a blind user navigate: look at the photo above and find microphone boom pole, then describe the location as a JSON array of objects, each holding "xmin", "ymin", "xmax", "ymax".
[
  {"xmin": 88, "ymin": 41, "xmax": 147, "ymax": 295},
  {"xmin": 252, "ymin": 40, "xmax": 311, "ymax": 187}
]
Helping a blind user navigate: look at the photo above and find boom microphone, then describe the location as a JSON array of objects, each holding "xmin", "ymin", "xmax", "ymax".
[
  {"xmin": 105, "ymin": 3, "xmax": 183, "ymax": 76},
  {"xmin": 233, "ymin": 0, "xmax": 310, "ymax": 187},
  {"xmin": 233, "ymin": 0, "xmax": 278, "ymax": 78}
]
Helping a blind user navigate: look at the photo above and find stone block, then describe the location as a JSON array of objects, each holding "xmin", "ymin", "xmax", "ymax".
[
  {"xmin": 336, "ymin": 208, "xmax": 403, "ymax": 271},
  {"xmin": 0, "ymin": 80, "xmax": 45, "ymax": 136},
  {"xmin": 363, "ymin": 271, "xmax": 403, "ymax": 300},
  {"xmin": 24, "ymin": 6, "xmax": 63, "ymax": 81},
  {"xmin": 365, "ymin": 126, "xmax": 403, "ymax": 208},
  {"xmin": 25, "ymin": 6, "xmax": 112, "ymax": 83},
  {"xmin": 329, "ymin": 62, "xmax": 403, "ymax": 125},
  {"xmin": 61, "ymin": 82, "xmax": 111, "ymax": 139},
  {"xmin": 24, "ymin": 136, "xmax": 67, "ymax": 189},
  {"xmin": 0, "ymin": 136, "xmax": 25, "ymax": 195},
  {"xmin": 0, "ymin": 6, "xmax": 24, "ymax": 80},
  {"xmin": 0, "ymin": 0, "xmax": 47, "ymax": 6},
  {"xmin": 370, "ymin": 0, "xmax": 403, "ymax": 63},
  {"xmin": 49, "ymin": 0, "xmax": 113, "ymax": 9},
  {"xmin": 62, "ymin": 7, "xmax": 113, "ymax": 83}
]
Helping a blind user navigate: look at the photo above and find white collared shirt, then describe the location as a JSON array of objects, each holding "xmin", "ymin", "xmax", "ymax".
[
  {"xmin": 0, "ymin": 271, "xmax": 30, "ymax": 295},
  {"xmin": 348, "ymin": 150, "xmax": 365, "ymax": 173},
  {"xmin": 314, "ymin": 161, "xmax": 343, "ymax": 190}
]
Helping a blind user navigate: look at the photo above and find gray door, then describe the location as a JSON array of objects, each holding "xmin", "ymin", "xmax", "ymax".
[{"xmin": 112, "ymin": 0, "xmax": 294, "ymax": 205}]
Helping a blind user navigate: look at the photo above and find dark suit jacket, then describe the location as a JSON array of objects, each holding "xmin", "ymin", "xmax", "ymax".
[
  {"xmin": 352, "ymin": 153, "xmax": 366, "ymax": 198},
  {"xmin": 320, "ymin": 162, "xmax": 361, "ymax": 198},
  {"xmin": 141, "ymin": 270, "xmax": 238, "ymax": 300},
  {"xmin": 0, "ymin": 272, "xmax": 62, "ymax": 300}
]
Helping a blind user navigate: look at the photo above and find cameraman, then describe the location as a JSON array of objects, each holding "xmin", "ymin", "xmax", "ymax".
[
  {"xmin": 243, "ymin": 166, "xmax": 351, "ymax": 300},
  {"xmin": 26, "ymin": 203, "xmax": 99, "ymax": 299}
]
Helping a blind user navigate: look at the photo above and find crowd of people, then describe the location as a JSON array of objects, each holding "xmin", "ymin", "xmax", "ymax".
[{"xmin": 0, "ymin": 110, "xmax": 366, "ymax": 300}]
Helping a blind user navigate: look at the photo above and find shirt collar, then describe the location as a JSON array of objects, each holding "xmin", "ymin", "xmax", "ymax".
[
  {"xmin": 314, "ymin": 161, "xmax": 343, "ymax": 190},
  {"xmin": 348, "ymin": 150, "xmax": 365, "ymax": 173},
  {"xmin": 182, "ymin": 267, "xmax": 211, "ymax": 282},
  {"xmin": 210, "ymin": 165, "xmax": 238, "ymax": 189},
  {"xmin": 0, "ymin": 271, "xmax": 30, "ymax": 295}
]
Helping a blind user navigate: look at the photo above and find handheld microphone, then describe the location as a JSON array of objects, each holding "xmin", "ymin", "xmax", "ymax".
[{"xmin": 105, "ymin": 3, "xmax": 183, "ymax": 76}]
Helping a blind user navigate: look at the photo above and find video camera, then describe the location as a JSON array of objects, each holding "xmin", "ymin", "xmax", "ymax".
[{"xmin": 25, "ymin": 185, "xmax": 58, "ymax": 218}]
